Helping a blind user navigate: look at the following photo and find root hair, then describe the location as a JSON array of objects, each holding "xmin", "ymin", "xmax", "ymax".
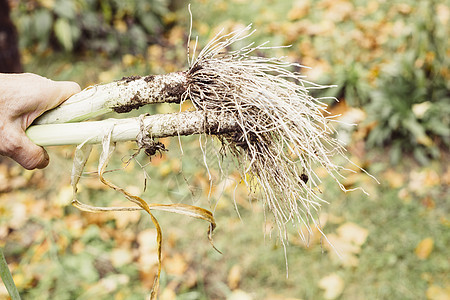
[{"xmin": 184, "ymin": 25, "xmax": 359, "ymax": 245}]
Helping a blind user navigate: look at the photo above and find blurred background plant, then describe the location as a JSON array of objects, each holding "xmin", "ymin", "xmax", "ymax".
[
  {"xmin": 1, "ymin": 0, "xmax": 449, "ymax": 299},
  {"xmin": 365, "ymin": 0, "xmax": 450, "ymax": 164},
  {"xmin": 11, "ymin": 0, "xmax": 170, "ymax": 54}
]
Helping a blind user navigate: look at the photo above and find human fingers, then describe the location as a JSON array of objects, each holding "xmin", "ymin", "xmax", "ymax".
[{"xmin": 0, "ymin": 122, "xmax": 50, "ymax": 169}]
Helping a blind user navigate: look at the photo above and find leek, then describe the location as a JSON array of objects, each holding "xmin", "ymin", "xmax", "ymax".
[{"xmin": 28, "ymin": 111, "xmax": 237, "ymax": 146}]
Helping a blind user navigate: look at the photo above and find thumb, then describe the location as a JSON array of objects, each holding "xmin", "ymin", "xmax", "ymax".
[
  {"xmin": 42, "ymin": 80, "xmax": 81, "ymax": 112},
  {"xmin": 23, "ymin": 79, "xmax": 81, "ymax": 128}
]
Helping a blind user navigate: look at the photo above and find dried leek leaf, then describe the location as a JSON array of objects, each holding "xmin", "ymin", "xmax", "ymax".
[{"xmin": 70, "ymin": 127, "xmax": 218, "ymax": 299}]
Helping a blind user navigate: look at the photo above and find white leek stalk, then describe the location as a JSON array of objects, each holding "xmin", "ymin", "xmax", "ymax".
[
  {"xmin": 28, "ymin": 111, "xmax": 237, "ymax": 146},
  {"xmin": 34, "ymin": 72, "xmax": 187, "ymax": 125}
]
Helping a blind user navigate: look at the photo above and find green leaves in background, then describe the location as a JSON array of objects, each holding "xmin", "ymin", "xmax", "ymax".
[
  {"xmin": 13, "ymin": 0, "xmax": 170, "ymax": 55},
  {"xmin": 54, "ymin": 19, "xmax": 75, "ymax": 51},
  {"xmin": 364, "ymin": 0, "xmax": 449, "ymax": 164}
]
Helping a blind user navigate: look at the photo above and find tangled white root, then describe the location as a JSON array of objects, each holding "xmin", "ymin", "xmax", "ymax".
[{"xmin": 183, "ymin": 24, "xmax": 371, "ymax": 247}]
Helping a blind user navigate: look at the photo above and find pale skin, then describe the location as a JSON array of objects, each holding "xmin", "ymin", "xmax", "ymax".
[{"xmin": 0, "ymin": 73, "xmax": 80, "ymax": 169}]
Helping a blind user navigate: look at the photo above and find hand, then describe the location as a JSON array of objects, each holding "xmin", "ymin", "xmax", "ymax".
[{"xmin": 0, "ymin": 73, "xmax": 81, "ymax": 169}]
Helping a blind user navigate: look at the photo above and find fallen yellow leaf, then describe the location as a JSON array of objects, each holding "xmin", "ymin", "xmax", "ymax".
[
  {"xmin": 9, "ymin": 202, "xmax": 27, "ymax": 230},
  {"xmin": 53, "ymin": 184, "xmax": 73, "ymax": 207},
  {"xmin": 415, "ymin": 237, "xmax": 434, "ymax": 260},
  {"xmin": 228, "ymin": 264, "xmax": 242, "ymax": 290},
  {"xmin": 288, "ymin": 1, "xmax": 310, "ymax": 21},
  {"xmin": 324, "ymin": 222, "xmax": 369, "ymax": 267},
  {"xmin": 137, "ymin": 229, "xmax": 159, "ymax": 271},
  {"xmin": 337, "ymin": 222, "xmax": 369, "ymax": 246},
  {"xmin": 436, "ymin": 4, "xmax": 450, "ymax": 25},
  {"xmin": 78, "ymin": 274, "xmax": 130, "ymax": 297},
  {"xmin": 114, "ymin": 20, "xmax": 127, "ymax": 33},
  {"xmin": 111, "ymin": 248, "xmax": 134, "ymax": 268},
  {"xmin": 318, "ymin": 273, "xmax": 345, "ymax": 300},
  {"xmin": 227, "ymin": 289, "xmax": 253, "ymax": 300},
  {"xmin": 264, "ymin": 296, "xmax": 303, "ymax": 300},
  {"xmin": 294, "ymin": 213, "xmax": 328, "ymax": 247},
  {"xmin": 111, "ymin": 209, "xmax": 141, "ymax": 229},
  {"xmin": 409, "ymin": 169, "xmax": 441, "ymax": 193},
  {"xmin": 159, "ymin": 288, "xmax": 176, "ymax": 300},
  {"xmin": 164, "ymin": 253, "xmax": 188, "ymax": 276},
  {"xmin": 383, "ymin": 169, "xmax": 405, "ymax": 189},
  {"xmin": 325, "ymin": 233, "xmax": 360, "ymax": 267},
  {"xmin": 426, "ymin": 284, "xmax": 450, "ymax": 300},
  {"xmin": 121, "ymin": 53, "xmax": 135, "ymax": 66}
]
